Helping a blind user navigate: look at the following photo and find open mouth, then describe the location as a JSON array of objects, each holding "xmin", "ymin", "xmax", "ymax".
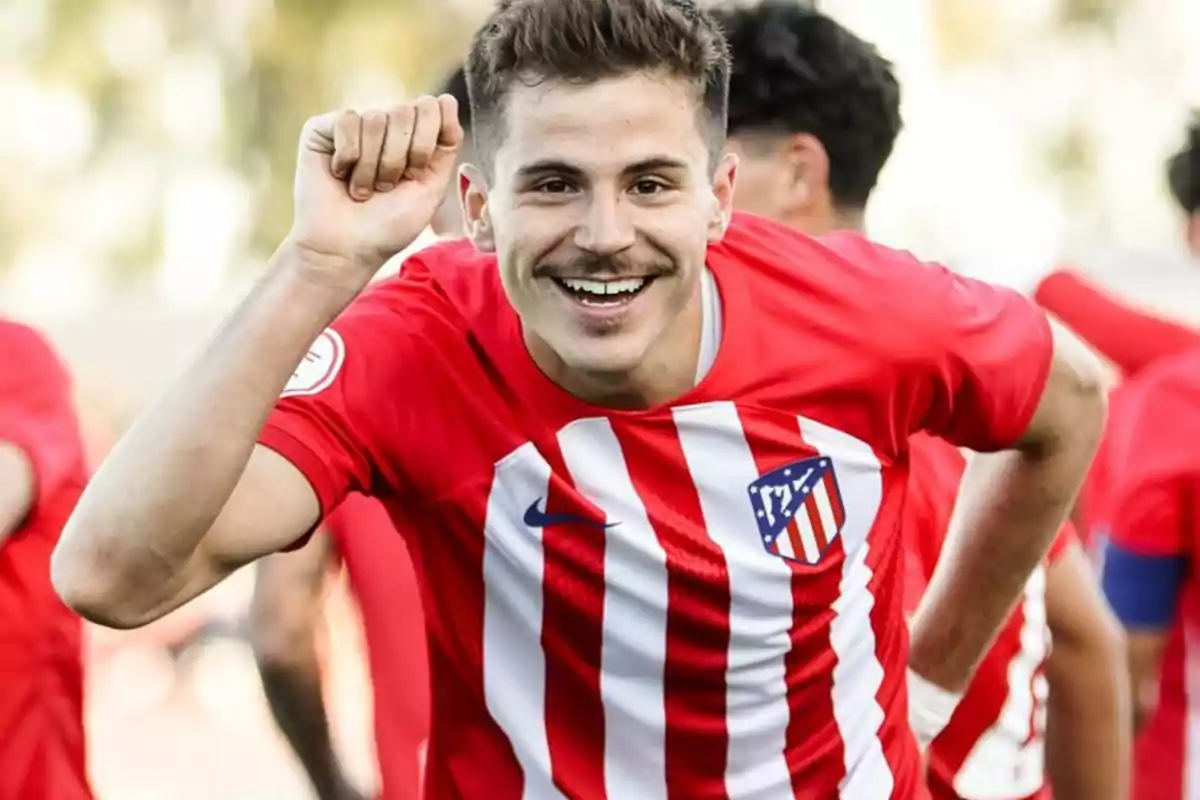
[{"xmin": 550, "ymin": 276, "xmax": 654, "ymax": 307}]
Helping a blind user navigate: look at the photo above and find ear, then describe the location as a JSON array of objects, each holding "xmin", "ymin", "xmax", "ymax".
[
  {"xmin": 459, "ymin": 164, "xmax": 495, "ymax": 252},
  {"xmin": 707, "ymin": 151, "xmax": 739, "ymax": 242},
  {"xmin": 783, "ymin": 133, "xmax": 830, "ymax": 213}
]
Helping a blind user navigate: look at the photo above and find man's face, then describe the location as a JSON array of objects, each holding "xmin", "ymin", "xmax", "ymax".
[{"xmin": 464, "ymin": 73, "xmax": 735, "ymax": 378}]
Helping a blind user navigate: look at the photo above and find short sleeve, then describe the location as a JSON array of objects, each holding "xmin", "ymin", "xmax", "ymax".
[
  {"xmin": 832, "ymin": 237, "xmax": 1054, "ymax": 452},
  {"xmin": 257, "ymin": 259, "xmax": 450, "ymax": 518},
  {"xmin": 0, "ymin": 324, "xmax": 83, "ymax": 529},
  {"xmin": 1103, "ymin": 479, "xmax": 1191, "ymax": 557}
]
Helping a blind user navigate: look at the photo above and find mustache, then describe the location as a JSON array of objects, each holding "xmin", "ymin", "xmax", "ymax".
[{"xmin": 534, "ymin": 252, "xmax": 675, "ymax": 279}]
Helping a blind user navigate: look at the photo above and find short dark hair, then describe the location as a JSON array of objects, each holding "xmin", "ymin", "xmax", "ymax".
[
  {"xmin": 713, "ymin": 1, "xmax": 901, "ymax": 209},
  {"xmin": 437, "ymin": 66, "xmax": 472, "ymax": 134},
  {"xmin": 465, "ymin": 0, "xmax": 731, "ymax": 169},
  {"xmin": 1167, "ymin": 112, "xmax": 1200, "ymax": 215}
]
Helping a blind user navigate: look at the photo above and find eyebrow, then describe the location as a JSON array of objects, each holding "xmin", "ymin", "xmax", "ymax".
[{"xmin": 514, "ymin": 156, "xmax": 692, "ymax": 182}]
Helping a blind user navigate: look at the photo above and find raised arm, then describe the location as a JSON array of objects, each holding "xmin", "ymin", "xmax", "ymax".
[
  {"xmin": 52, "ymin": 97, "xmax": 464, "ymax": 629},
  {"xmin": 1035, "ymin": 269, "xmax": 1200, "ymax": 376}
]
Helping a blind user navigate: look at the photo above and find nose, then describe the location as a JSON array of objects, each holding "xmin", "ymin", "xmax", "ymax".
[{"xmin": 573, "ymin": 188, "xmax": 636, "ymax": 258}]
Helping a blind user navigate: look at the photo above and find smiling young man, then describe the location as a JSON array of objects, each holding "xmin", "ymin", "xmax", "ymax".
[
  {"xmin": 53, "ymin": 0, "xmax": 1104, "ymax": 797},
  {"xmin": 714, "ymin": 4, "xmax": 1128, "ymax": 799}
]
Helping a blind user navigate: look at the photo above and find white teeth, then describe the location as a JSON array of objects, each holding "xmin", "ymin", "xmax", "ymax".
[{"xmin": 560, "ymin": 277, "xmax": 647, "ymax": 296}]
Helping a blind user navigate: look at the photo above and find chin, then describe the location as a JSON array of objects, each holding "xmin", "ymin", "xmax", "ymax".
[{"xmin": 556, "ymin": 334, "xmax": 654, "ymax": 378}]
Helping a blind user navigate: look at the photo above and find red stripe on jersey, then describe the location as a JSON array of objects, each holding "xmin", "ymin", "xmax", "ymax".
[
  {"xmin": 540, "ymin": 445, "xmax": 608, "ymax": 796},
  {"xmin": 735, "ymin": 409, "xmax": 847, "ymax": 792},
  {"xmin": 869, "ymin": 476, "xmax": 920, "ymax": 793},
  {"xmin": 613, "ymin": 418, "xmax": 732, "ymax": 799},
  {"xmin": 823, "ymin": 470, "xmax": 846, "ymax": 528},
  {"xmin": 415, "ymin": 483, "xmax": 525, "ymax": 800},
  {"xmin": 786, "ymin": 519, "xmax": 807, "ymax": 560},
  {"xmin": 804, "ymin": 494, "xmax": 828, "ymax": 554}
]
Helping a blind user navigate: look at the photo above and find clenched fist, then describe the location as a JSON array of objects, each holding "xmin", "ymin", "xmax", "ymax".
[{"xmin": 287, "ymin": 94, "xmax": 464, "ymax": 284}]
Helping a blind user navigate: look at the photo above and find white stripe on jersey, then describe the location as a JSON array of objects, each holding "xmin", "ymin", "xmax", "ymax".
[
  {"xmin": 954, "ymin": 567, "xmax": 1048, "ymax": 799},
  {"xmin": 558, "ymin": 418, "xmax": 670, "ymax": 800},
  {"xmin": 797, "ymin": 416, "xmax": 892, "ymax": 799},
  {"xmin": 674, "ymin": 401, "xmax": 796, "ymax": 799},
  {"xmin": 481, "ymin": 443, "xmax": 565, "ymax": 800},
  {"xmin": 795, "ymin": 504, "xmax": 823, "ymax": 563}
]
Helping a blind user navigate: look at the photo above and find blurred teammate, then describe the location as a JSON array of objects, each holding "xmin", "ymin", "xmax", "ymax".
[
  {"xmin": 1034, "ymin": 111, "xmax": 1200, "ymax": 549},
  {"xmin": 249, "ymin": 66, "xmax": 472, "ymax": 800},
  {"xmin": 0, "ymin": 320, "xmax": 92, "ymax": 800},
  {"xmin": 1081, "ymin": 349, "xmax": 1200, "ymax": 800},
  {"xmin": 55, "ymin": 0, "xmax": 1105, "ymax": 796},
  {"xmin": 715, "ymin": 4, "xmax": 1128, "ymax": 798}
]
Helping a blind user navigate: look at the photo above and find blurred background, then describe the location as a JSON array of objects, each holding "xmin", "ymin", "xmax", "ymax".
[{"xmin": 2, "ymin": 0, "xmax": 1198, "ymax": 796}]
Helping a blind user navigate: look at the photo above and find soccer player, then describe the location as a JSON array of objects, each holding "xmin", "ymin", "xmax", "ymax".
[
  {"xmin": 715, "ymin": 4, "xmax": 1128, "ymax": 799},
  {"xmin": 1082, "ymin": 349, "xmax": 1200, "ymax": 800},
  {"xmin": 1, "ymin": 319, "xmax": 93, "ymax": 800},
  {"xmin": 248, "ymin": 65, "xmax": 471, "ymax": 800},
  {"xmin": 53, "ymin": 1, "xmax": 1105, "ymax": 797}
]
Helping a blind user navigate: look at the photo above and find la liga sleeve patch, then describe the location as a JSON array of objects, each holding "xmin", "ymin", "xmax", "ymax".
[{"xmin": 282, "ymin": 328, "xmax": 346, "ymax": 398}]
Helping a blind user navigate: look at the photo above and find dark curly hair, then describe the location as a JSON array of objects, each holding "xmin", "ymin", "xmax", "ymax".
[
  {"xmin": 1167, "ymin": 112, "xmax": 1200, "ymax": 215},
  {"xmin": 712, "ymin": 1, "xmax": 901, "ymax": 209}
]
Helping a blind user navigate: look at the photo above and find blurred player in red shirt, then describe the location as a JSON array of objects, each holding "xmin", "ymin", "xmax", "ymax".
[
  {"xmin": 55, "ymin": 1, "xmax": 1105, "ymax": 797},
  {"xmin": 1034, "ymin": 111, "xmax": 1200, "ymax": 553},
  {"xmin": 715, "ymin": 3, "xmax": 1129, "ymax": 798},
  {"xmin": 1083, "ymin": 349, "xmax": 1200, "ymax": 800},
  {"xmin": 247, "ymin": 67, "xmax": 471, "ymax": 800},
  {"xmin": 0, "ymin": 320, "xmax": 92, "ymax": 800}
]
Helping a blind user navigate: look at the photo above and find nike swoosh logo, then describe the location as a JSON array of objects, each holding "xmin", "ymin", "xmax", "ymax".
[{"xmin": 523, "ymin": 499, "xmax": 617, "ymax": 529}]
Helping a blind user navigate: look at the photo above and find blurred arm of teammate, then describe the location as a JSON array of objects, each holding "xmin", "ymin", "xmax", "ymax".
[
  {"xmin": 908, "ymin": 322, "xmax": 1106, "ymax": 708},
  {"xmin": 51, "ymin": 97, "xmax": 464, "ymax": 630},
  {"xmin": 1098, "ymin": 476, "xmax": 1190, "ymax": 731},
  {"xmin": 1043, "ymin": 539, "xmax": 1131, "ymax": 800},
  {"xmin": 1035, "ymin": 269, "xmax": 1200, "ymax": 376},
  {"xmin": 0, "ymin": 444, "xmax": 34, "ymax": 546},
  {"xmin": 251, "ymin": 530, "xmax": 367, "ymax": 800}
]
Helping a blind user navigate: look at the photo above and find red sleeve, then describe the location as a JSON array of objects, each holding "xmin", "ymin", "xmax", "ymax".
[
  {"xmin": 257, "ymin": 259, "xmax": 449, "ymax": 518},
  {"xmin": 825, "ymin": 235, "xmax": 1054, "ymax": 452},
  {"xmin": 1035, "ymin": 269, "xmax": 1200, "ymax": 377},
  {"xmin": 1104, "ymin": 480, "xmax": 1190, "ymax": 557},
  {"xmin": 0, "ymin": 323, "xmax": 83, "ymax": 532}
]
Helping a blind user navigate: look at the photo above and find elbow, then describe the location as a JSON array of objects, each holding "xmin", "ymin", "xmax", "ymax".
[
  {"xmin": 51, "ymin": 532, "xmax": 164, "ymax": 630},
  {"xmin": 248, "ymin": 604, "xmax": 312, "ymax": 669}
]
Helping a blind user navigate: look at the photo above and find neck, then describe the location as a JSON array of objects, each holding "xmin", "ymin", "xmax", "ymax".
[
  {"xmin": 781, "ymin": 204, "xmax": 866, "ymax": 237},
  {"xmin": 527, "ymin": 282, "xmax": 705, "ymax": 410}
]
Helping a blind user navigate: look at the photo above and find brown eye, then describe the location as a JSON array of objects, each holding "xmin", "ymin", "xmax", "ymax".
[
  {"xmin": 631, "ymin": 179, "xmax": 666, "ymax": 196},
  {"xmin": 535, "ymin": 178, "xmax": 573, "ymax": 194}
]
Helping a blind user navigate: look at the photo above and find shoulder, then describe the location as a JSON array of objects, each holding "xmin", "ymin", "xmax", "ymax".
[
  {"xmin": 1106, "ymin": 349, "xmax": 1200, "ymax": 482},
  {"xmin": 0, "ymin": 319, "xmax": 68, "ymax": 391}
]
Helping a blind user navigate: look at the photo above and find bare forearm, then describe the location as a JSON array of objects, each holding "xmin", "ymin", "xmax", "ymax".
[
  {"xmin": 909, "ymin": 449, "xmax": 1092, "ymax": 689},
  {"xmin": 54, "ymin": 246, "xmax": 356, "ymax": 614},
  {"xmin": 1045, "ymin": 641, "xmax": 1130, "ymax": 800},
  {"xmin": 258, "ymin": 652, "xmax": 347, "ymax": 800}
]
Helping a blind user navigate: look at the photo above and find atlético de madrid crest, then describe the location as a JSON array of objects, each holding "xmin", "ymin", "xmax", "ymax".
[{"xmin": 748, "ymin": 455, "xmax": 846, "ymax": 565}]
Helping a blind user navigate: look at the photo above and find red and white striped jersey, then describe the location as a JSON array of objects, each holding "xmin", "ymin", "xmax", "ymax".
[
  {"xmin": 902, "ymin": 434, "xmax": 1074, "ymax": 800},
  {"xmin": 259, "ymin": 214, "xmax": 1054, "ymax": 799}
]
